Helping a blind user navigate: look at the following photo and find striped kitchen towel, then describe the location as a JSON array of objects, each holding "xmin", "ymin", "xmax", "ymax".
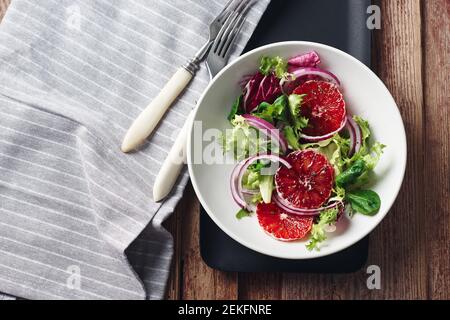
[{"xmin": 0, "ymin": 0, "xmax": 269, "ymax": 299}]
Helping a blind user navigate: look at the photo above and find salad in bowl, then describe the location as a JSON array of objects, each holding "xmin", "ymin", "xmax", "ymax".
[
  {"xmin": 222, "ymin": 51, "xmax": 385, "ymax": 250},
  {"xmin": 188, "ymin": 42, "xmax": 406, "ymax": 259}
]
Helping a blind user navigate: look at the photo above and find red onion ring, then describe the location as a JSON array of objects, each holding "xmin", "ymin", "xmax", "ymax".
[
  {"xmin": 230, "ymin": 154, "xmax": 292, "ymax": 211},
  {"xmin": 241, "ymin": 188, "xmax": 259, "ymax": 195},
  {"xmin": 345, "ymin": 115, "xmax": 362, "ymax": 156},
  {"xmin": 345, "ymin": 116, "xmax": 356, "ymax": 156},
  {"xmin": 273, "ymin": 192, "xmax": 343, "ymax": 216},
  {"xmin": 230, "ymin": 161, "xmax": 248, "ymax": 209},
  {"xmin": 299, "ymin": 116, "xmax": 347, "ymax": 142},
  {"xmin": 241, "ymin": 114, "xmax": 288, "ymax": 154},
  {"xmin": 281, "ymin": 67, "xmax": 341, "ymax": 94}
]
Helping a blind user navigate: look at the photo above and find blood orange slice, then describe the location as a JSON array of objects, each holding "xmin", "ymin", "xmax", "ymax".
[
  {"xmin": 275, "ymin": 150, "xmax": 334, "ymax": 209},
  {"xmin": 293, "ymin": 80, "xmax": 346, "ymax": 137},
  {"xmin": 256, "ymin": 202, "xmax": 313, "ymax": 241}
]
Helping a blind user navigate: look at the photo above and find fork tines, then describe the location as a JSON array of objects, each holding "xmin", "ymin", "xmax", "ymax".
[{"xmin": 213, "ymin": 0, "xmax": 254, "ymax": 58}]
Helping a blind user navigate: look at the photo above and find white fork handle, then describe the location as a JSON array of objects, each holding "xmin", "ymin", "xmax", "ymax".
[
  {"xmin": 153, "ymin": 110, "xmax": 195, "ymax": 202},
  {"xmin": 121, "ymin": 67, "xmax": 192, "ymax": 153}
]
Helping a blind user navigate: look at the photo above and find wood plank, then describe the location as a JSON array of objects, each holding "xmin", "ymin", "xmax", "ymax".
[
  {"xmin": 178, "ymin": 184, "xmax": 238, "ymax": 300},
  {"xmin": 0, "ymin": 0, "xmax": 11, "ymax": 22},
  {"xmin": 164, "ymin": 200, "xmax": 183, "ymax": 300},
  {"xmin": 238, "ymin": 273, "xmax": 282, "ymax": 300},
  {"xmin": 364, "ymin": 0, "xmax": 427, "ymax": 299},
  {"xmin": 422, "ymin": 0, "xmax": 450, "ymax": 300}
]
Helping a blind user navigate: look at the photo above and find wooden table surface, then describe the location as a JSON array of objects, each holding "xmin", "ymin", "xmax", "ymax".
[{"xmin": 1, "ymin": 0, "xmax": 448, "ymax": 300}]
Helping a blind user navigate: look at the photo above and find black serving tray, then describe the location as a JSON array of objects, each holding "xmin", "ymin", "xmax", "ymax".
[{"xmin": 200, "ymin": 0, "xmax": 372, "ymax": 273}]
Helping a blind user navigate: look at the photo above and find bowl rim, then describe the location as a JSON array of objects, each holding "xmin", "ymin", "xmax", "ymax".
[{"xmin": 187, "ymin": 41, "xmax": 407, "ymax": 259}]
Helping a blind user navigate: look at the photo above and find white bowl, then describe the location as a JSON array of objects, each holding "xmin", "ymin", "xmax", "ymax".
[{"xmin": 187, "ymin": 41, "xmax": 406, "ymax": 259}]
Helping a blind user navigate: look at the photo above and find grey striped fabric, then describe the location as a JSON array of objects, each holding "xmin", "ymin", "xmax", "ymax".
[{"xmin": 0, "ymin": 0, "xmax": 269, "ymax": 299}]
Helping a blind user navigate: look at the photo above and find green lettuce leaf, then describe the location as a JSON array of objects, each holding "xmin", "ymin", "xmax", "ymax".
[
  {"xmin": 288, "ymin": 94, "xmax": 309, "ymax": 131},
  {"xmin": 259, "ymin": 174, "xmax": 274, "ymax": 204},
  {"xmin": 362, "ymin": 142, "xmax": 386, "ymax": 170},
  {"xmin": 241, "ymin": 161, "xmax": 274, "ymax": 204},
  {"xmin": 227, "ymin": 95, "xmax": 243, "ymax": 122},
  {"xmin": 251, "ymin": 193, "xmax": 263, "ymax": 204},
  {"xmin": 252, "ymin": 95, "xmax": 288, "ymax": 124},
  {"xmin": 332, "ymin": 116, "xmax": 385, "ymax": 179},
  {"xmin": 329, "ymin": 185, "xmax": 346, "ymax": 203},
  {"xmin": 283, "ymin": 126, "xmax": 301, "ymax": 150},
  {"xmin": 221, "ymin": 115, "xmax": 277, "ymax": 160},
  {"xmin": 236, "ymin": 209, "xmax": 251, "ymax": 220},
  {"xmin": 278, "ymin": 94, "xmax": 310, "ymax": 150},
  {"xmin": 242, "ymin": 170, "xmax": 260, "ymax": 190},
  {"xmin": 259, "ymin": 56, "xmax": 288, "ymax": 79},
  {"xmin": 247, "ymin": 161, "xmax": 267, "ymax": 173},
  {"xmin": 300, "ymin": 134, "xmax": 350, "ymax": 175},
  {"xmin": 306, "ymin": 208, "xmax": 339, "ymax": 251},
  {"xmin": 318, "ymin": 141, "xmax": 341, "ymax": 174},
  {"xmin": 346, "ymin": 116, "xmax": 385, "ymax": 167}
]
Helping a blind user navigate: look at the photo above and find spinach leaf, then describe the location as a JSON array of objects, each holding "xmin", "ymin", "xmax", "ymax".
[
  {"xmin": 336, "ymin": 159, "xmax": 367, "ymax": 187},
  {"xmin": 346, "ymin": 190, "xmax": 381, "ymax": 216}
]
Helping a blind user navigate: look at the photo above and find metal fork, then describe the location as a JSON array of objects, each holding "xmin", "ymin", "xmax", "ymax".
[
  {"xmin": 121, "ymin": 0, "xmax": 249, "ymax": 153},
  {"xmin": 206, "ymin": 3, "xmax": 250, "ymax": 78},
  {"xmin": 152, "ymin": 1, "xmax": 253, "ymax": 202}
]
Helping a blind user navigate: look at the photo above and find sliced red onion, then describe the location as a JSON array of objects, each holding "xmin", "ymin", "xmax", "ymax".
[
  {"xmin": 273, "ymin": 193, "xmax": 343, "ymax": 216},
  {"xmin": 281, "ymin": 67, "xmax": 340, "ymax": 94},
  {"xmin": 241, "ymin": 188, "xmax": 259, "ymax": 195},
  {"xmin": 230, "ymin": 161, "xmax": 248, "ymax": 209},
  {"xmin": 345, "ymin": 115, "xmax": 362, "ymax": 156},
  {"xmin": 233, "ymin": 154, "xmax": 291, "ymax": 211},
  {"xmin": 237, "ymin": 154, "xmax": 292, "ymax": 208},
  {"xmin": 241, "ymin": 114, "xmax": 288, "ymax": 154},
  {"xmin": 345, "ymin": 117, "xmax": 356, "ymax": 155},
  {"xmin": 288, "ymin": 51, "xmax": 321, "ymax": 67},
  {"xmin": 300, "ymin": 116, "xmax": 347, "ymax": 142}
]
